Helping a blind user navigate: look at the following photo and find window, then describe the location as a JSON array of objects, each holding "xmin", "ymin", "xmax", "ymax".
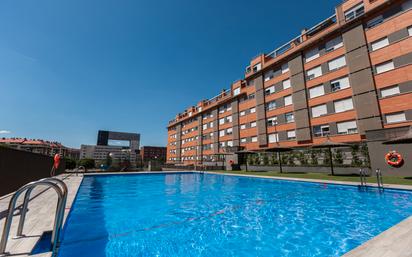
[
  {"xmin": 376, "ymin": 61, "xmax": 394, "ymax": 74},
  {"xmin": 219, "ymin": 118, "xmax": 225, "ymax": 125},
  {"xmin": 284, "ymin": 95, "xmax": 293, "ymax": 106},
  {"xmin": 226, "ymin": 128, "xmax": 233, "ymax": 135},
  {"xmin": 281, "ymin": 63, "xmax": 289, "ymax": 74},
  {"xmin": 250, "ymin": 121, "xmax": 257, "ymax": 128},
  {"xmin": 313, "ymin": 125, "xmax": 330, "ymax": 137},
  {"xmin": 240, "ymin": 111, "xmax": 246, "ymax": 116},
  {"xmin": 267, "ymin": 117, "xmax": 278, "ymax": 127},
  {"xmin": 250, "ymin": 107, "xmax": 256, "ymax": 113},
  {"xmin": 337, "ymin": 120, "xmax": 358, "ymax": 134},
  {"xmin": 285, "ymin": 112, "xmax": 294, "ymax": 123},
  {"xmin": 325, "ymin": 36, "xmax": 343, "ymax": 52},
  {"xmin": 305, "ymin": 48, "xmax": 320, "ymax": 62},
  {"xmin": 264, "ymin": 71, "xmax": 274, "ymax": 82},
  {"xmin": 251, "ymin": 136, "xmax": 258, "ymax": 142},
  {"xmin": 371, "ymin": 37, "xmax": 389, "ymax": 51},
  {"xmin": 268, "ymin": 133, "xmax": 279, "ymax": 143},
  {"xmin": 386, "ymin": 112, "xmax": 407, "ymax": 123},
  {"xmin": 240, "ymin": 124, "xmax": 246, "ymax": 130},
  {"xmin": 331, "ymin": 77, "xmax": 350, "ymax": 92},
  {"xmin": 334, "ymin": 98, "xmax": 354, "ymax": 113},
  {"xmin": 233, "ymin": 87, "xmax": 241, "ymax": 96},
  {"xmin": 381, "ymin": 86, "xmax": 400, "ymax": 98},
  {"xmin": 328, "ymin": 56, "xmax": 346, "ymax": 71},
  {"xmin": 265, "ymin": 86, "xmax": 275, "ymax": 95},
  {"xmin": 287, "ymin": 130, "xmax": 296, "ymax": 140},
  {"xmin": 367, "ymin": 15, "xmax": 383, "ymax": 28},
  {"xmin": 227, "ymin": 141, "xmax": 233, "ymax": 147},
  {"xmin": 253, "ymin": 63, "xmax": 261, "ymax": 72},
  {"xmin": 309, "ymin": 85, "xmax": 325, "ymax": 98},
  {"xmin": 409, "ymin": 26, "xmax": 412, "ymax": 36},
  {"xmin": 283, "ymin": 79, "xmax": 291, "ymax": 89},
  {"xmin": 220, "ymin": 141, "xmax": 226, "ymax": 147},
  {"xmin": 344, "ymin": 3, "xmax": 365, "ymax": 21},
  {"xmin": 307, "ymin": 66, "xmax": 322, "ymax": 80},
  {"xmin": 210, "ymin": 122, "xmax": 214, "ymax": 128},
  {"xmin": 202, "ymin": 124, "xmax": 208, "ymax": 130},
  {"xmin": 266, "ymin": 100, "xmax": 277, "ymax": 111},
  {"xmin": 240, "ymin": 138, "xmax": 247, "ymax": 143},
  {"xmin": 227, "ymin": 116, "xmax": 232, "ymax": 123},
  {"xmin": 248, "ymin": 93, "xmax": 255, "ymax": 100},
  {"xmin": 312, "ymin": 104, "xmax": 328, "ymax": 117}
]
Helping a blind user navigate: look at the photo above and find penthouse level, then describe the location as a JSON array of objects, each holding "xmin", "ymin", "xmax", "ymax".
[{"xmin": 167, "ymin": 0, "xmax": 412, "ymax": 165}]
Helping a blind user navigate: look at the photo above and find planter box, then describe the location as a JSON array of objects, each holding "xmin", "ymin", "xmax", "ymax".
[{"xmin": 240, "ymin": 165, "xmax": 368, "ymax": 175}]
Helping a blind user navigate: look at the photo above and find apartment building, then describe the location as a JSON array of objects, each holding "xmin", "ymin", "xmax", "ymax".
[
  {"xmin": 140, "ymin": 146, "xmax": 167, "ymax": 163},
  {"xmin": 167, "ymin": 0, "xmax": 412, "ymax": 165},
  {"xmin": 0, "ymin": 138, "xmax": 73, "ymax": 157}
]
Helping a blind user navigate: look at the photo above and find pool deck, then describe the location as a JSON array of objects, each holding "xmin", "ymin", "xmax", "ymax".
[
  {"xmin": 0, "ymin": 171, "xmax": 411, "ymax": 257},
  {"xmin": 0, "ymin": 174, "xmax": 83, "ymax": 257}
]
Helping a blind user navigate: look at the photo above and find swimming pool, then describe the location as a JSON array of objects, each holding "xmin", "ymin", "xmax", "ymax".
[{"xmin": 58, "ymin": 172, "xmax": 412, "ymax": 257}]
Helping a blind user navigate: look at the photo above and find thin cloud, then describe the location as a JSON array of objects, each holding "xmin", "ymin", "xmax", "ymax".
[{"xmin": 0, "ymin": 130, "xmax": 11, "ymax": 134}]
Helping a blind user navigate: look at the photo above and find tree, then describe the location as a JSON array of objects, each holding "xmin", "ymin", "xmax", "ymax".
[
  {"xmin": 64, "ymin": 158, "xmax": 76, "ymax": 170},
  {"xmin": 323, "ymin": 149, "xmax": 330, "ymax": 166},
  {"xmin": 78, "ymin": 158, "xmax": 95, "ymax": 169},
  {"xmin": 270, "ymin": 153, "xmax": 278, "ymax": 166},
  {"xmin": 298, "ymin": 151, "xmax": 307, "ymax": 166},
  {"xmin": 360, "ymin": 143, "xmax": 371, "ymax": 168},
  {"xmin": 289, "ymin": 153, "xmax": 296, "ymax": 166},
  {"xmin": 262, "ymin": 154, "xmax": 269, "ymax": 166},
  {"xmin": 310, "ymin": 150, "xmax": 318, "ymax": 166},
  {"xmin": 351, "ymin": 145, "xmax": 362, "ymax": 167},
  {"xmin": 247, "ymin": 155, "xmax": 255, "ymax": 165},
  {"xmin": 282, "ymin": 154, "xmax": 289, "ymax": 165},
  {"xmin": 334, "ymin": 149, "xmax": 343, "ymax": 166},
  {"xmin": 254, "ymin": 154, "xmax": 261, "ymax": 165}
]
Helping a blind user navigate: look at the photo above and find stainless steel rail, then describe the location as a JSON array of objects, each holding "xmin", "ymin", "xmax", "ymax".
[
  {"xmin": 359, "ymin": 168, "xmax": 367, "ymax": 188},
  {"xmin": 376, "ymin": 168, "xmax": 384, "ymax": 191},
  {"xmin": 16, "ymin": 178, "xmax": 68, "ymax": 241},
  {"xmin": 0, "ymin": 178, "xmax": 67, "ymax": 256}
]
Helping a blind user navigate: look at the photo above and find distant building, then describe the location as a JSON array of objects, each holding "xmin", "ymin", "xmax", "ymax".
[
  {"xmin": 140, "ymin": 146, "xmax": 166, "ymax": 163},
  {"xmin": 66, "ymin": 148, "xmax": 81, "ymax": 160},
  {"xmin": 0, "ymin": 138, "xmax": 75, "ymax": 157},
  {"xmin": 80, "ymin": 130, "xmax": 141, "ymax": 166}
]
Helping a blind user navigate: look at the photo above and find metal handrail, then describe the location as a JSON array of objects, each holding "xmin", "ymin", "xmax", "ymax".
[
  {"xmin": 376, "ymin": 169, "xmax": 384, "ymax": 191},
  {"xmin": 16, "ymin": 178, "xmax": 68, "ymax": 242},
  {"xmin": 359, "ymin": 168, "xmax": 367, "ymax": 187},
  {"xmin": 0, "ymin": 179, "xmax": 67, "ymax": 255}
]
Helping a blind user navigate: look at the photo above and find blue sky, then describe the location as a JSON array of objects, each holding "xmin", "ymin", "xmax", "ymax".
[{"xmin": 0, "ymin": 0, "xmax": 341, "ymax": 148}]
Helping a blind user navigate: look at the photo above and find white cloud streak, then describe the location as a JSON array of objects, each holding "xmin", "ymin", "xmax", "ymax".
[{"xmin": 0, "ymin": 130, "xmax": 11, "ymax": 134}]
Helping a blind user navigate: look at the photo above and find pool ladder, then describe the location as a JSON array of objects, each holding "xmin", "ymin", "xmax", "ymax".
[
  {"xmin": 0, "ymin": 178, "xmax": 67, "ymax": 256},
  {"xmin": 359, "ymin": 168, "xmax": 384, "ymax": 191},
  {"xmin": 375, "ymin": 168, "xmax": 384, "ymax": 191},
  {"xmin": 359, "ymin": 168, "xmax": 367, "ymax": 189}
]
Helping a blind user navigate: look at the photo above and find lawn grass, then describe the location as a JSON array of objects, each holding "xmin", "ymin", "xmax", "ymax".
[{"xmin": 211, "ymin": 170, "xmax": 412, "ymax": 186}]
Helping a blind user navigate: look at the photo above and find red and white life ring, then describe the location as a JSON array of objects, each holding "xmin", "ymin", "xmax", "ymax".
[{"xmin": 385, "ymin": 151, "xmax": 403, "ymax": 167}]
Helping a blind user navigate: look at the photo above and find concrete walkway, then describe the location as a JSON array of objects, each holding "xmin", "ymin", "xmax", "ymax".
[
  {"xmin": 0, "ymin": 174, "xmax": 83, "ymax": 257},
  {"xmin": 343, "ymin": 216, "xmax": 412, "ymax": 257}
]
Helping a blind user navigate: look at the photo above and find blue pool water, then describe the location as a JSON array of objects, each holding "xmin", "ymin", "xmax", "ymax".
[{"xmin": 58, "ymin": 173, "xmax": 412, "ymax": 257}]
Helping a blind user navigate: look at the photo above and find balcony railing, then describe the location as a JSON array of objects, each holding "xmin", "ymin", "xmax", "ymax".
[{"xmin": 264, "ymin": 14, "xmax": 337, "ymax": 59}]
